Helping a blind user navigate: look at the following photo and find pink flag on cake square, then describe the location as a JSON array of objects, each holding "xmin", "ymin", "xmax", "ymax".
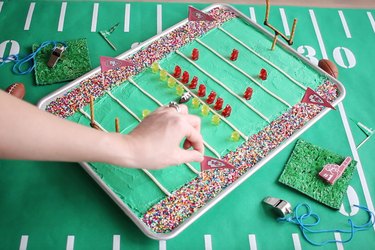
[
  {"xmin": 100, "ymin": 56, "xmax": 133, "ymax": 72},
  {"xmin": 188, "ymin": 6, "xmax": 215, "ymax": 22},
  {"xmin": 301, "ymin": 87, "xmax": 335, "ymax": 109},
  {"xmin": 201, "ymin": 156, "xmax": 235, "ymax": 171}
]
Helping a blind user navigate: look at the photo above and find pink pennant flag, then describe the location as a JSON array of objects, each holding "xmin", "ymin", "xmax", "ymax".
[
  {"xmin": 100, "ymin": 56, "xmax": 133, "ymax": 72},
  {"xmin": 301, "ymin": 87, "xmax": 335, "ymax": 109},
  {"xmin": 201, "ymin": 156, "xmax": 235, "ymax": 171},
  {"xmin": 188, "ymin": 6, "xmax": 215, "ymax": 22}
]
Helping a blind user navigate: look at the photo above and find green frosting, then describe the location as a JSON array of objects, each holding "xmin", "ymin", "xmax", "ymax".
[{"xmin": 67, "ymin": 17, "xmax": 326, "ymax": 217}]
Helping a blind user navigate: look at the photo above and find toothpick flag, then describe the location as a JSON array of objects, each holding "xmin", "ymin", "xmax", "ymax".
[
  {"xmin": 201, "ymin": 156, "xmax": 235, "ymax": 171},
  {"xmin": 100, "ymin": 56, "xmax": 133, "ymax": 72},
  {"xmin": 188, "ymin": 6, "xmax": 215, "ymax": 22},
  {"xmin": 301, "ymin": 87, "xmax": 335, "ymax": 109}
]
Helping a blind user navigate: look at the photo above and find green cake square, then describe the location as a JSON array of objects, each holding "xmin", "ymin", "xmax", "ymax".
[
  {"xmin": 33, "ymin": 38, "xmax": 92, "ymax": 85},
  {"xmin": 279, "ymin": 139, "xmax": 357, "ymax": 209}
]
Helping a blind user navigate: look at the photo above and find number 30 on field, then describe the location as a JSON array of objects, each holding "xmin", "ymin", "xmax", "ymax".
[{"xmin": 0, "ymin": 40, "xmax": 20, "ymax": 62}]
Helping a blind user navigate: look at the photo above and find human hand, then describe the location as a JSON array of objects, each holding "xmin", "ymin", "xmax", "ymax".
[{"xmin": 112, "ymin": 104, "xmax": 204, "ymax": 169}]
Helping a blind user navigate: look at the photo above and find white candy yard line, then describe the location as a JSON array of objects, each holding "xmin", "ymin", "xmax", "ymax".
[
  {"xmin": 249, "ymin": 7, "xmax": 257, "ymax": 23},
  {"xmin": 309, "ymin": 9, "xmax": 328, "ymax": 59},
  {"xmin": 24, "ymin": 2, "xmax": 35, "ymax": 30},
  {"xmin": 66, "ymin": 235, "xmax": 75, "ymax": 250},
  {"xmin": 113, "ymin": 235, "xmax": 120, "ymax": 250},
  {"xmin": 58, "ymin": 2, "xmax": 67, "ymax": 32},
  {"xmin": 338, "ymin": 102, "xmax": 375, "ymax": 231},
  {"xmin": 124, "ymin": 3, "xmax": 131, "ymax": 32},
  {"xmin": 248, "ymin": 234, "xmax": 258, "ymax": 250},
  {"xmin": 159, "ymin": 240, "xmax": 167, "ymax": 250},
  {"xmin": 334, "ymin": 232, "xmax": 344, "ymax": 250},
  {"xmin": 19, "ymin": 235, "xmax": 29, "ymax": 250},
  {"xmin": 309, "ymin": 8, "xmax": 375, "ymax": 231},
  {"xmin": 0, "ymin": 2, "xmax": 4, "ymax": 13},
  {"xmin": 91, "ymin": 3, "xmax": 99, "ymax": 32},
  {"xmin": 157, "ymin": 4, "xmax": 162, "ymax": 34},
  {"xmin": 204, "ymin": 235, "xmax": 212, "ymax": 250},
  {"xmin": 367, "ymin": 12, "xmax": 375, "ymax": 33},
  {"xmin": 292, "ymin": 233, "xmax": 302, "ymax": 250},
  {"xmin": 338, "ymin": 10, "xmax": 352, "ymax": 38},
  {"xmin": 279, "ymin": 8, "xmax": 290, "ymax": 36}
]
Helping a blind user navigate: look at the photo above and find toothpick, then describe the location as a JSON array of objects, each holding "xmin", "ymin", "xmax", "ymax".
[
  {"xmin": 289, "ymin": 19, "xmax": 297, "ymax": 45},
  {"xmin": 264, "ymin": 0, "xmax": 270, "ymax": 24},
  {"xmin": 271, "ymin": 33, "xmax": 278, "ymax": 50},
  {"xmin": 90, "ymin": 96, "xmax": 95, "ymax": 125},
  {"xmin": 115, "ymin": 117, "xmax": 120, "ymax": 133}
]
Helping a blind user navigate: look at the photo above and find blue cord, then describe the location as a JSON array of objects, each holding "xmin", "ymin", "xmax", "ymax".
[
  {"xmin": 0, "ymin": 40, "xmax": 67, "ymax": 75},
  {"xmin": 277, "ymin": 203, "xmax": 375, "ymax": 246}
]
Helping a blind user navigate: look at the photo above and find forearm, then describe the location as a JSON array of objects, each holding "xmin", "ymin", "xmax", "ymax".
[{"xmin": 0, "ymin": 91, "xmax": 129, "ymax": 165}]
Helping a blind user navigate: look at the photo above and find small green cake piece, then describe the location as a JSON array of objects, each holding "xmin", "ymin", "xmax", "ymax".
[
  {"xmin": 33, "ymin": 38, "xmax": 92, "ymax": 85},
  {"xmin": 279, "ymin": 139, "xmax": 357, "ymax": 209}
]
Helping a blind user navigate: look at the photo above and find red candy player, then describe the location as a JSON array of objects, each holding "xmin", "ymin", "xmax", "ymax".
[
  {"xmin": 214, "ymin": 97, "xmax": 224, "ymax": 111},
  {"xmin": 206, "ymin": 91, "xmax": 217, "ymax": 104},
  {"xmin": 197, "ymin": 84, "xmax": 206, "ymax": 97},
  {"xmin": 230, "ymin": 49, "xmax": 239, "ymax": 61},
  {"xmin": 189, "ymin": 76, "xmax": 198, "ymax": 89},
  {"xmin": 244, "ymin": 87, "xmax": 253, "ymax": 100},
  {"xmin": 222, "ymin": 104, "xmax": 232, "ymax": 117},
  {"xmin": 181, "ymin": 71, "xmax": 190, "ymax": 84},
  {"xmin": 259, "ymin": 68, "xmax": 267, "ymax": 80},
  {"xmin": 173, "ymin": 65, "xmax": 182, "ymax": 78},
  {"xmin": 192, "ymin": 48, "xmax": 199, "ymax": 61}
]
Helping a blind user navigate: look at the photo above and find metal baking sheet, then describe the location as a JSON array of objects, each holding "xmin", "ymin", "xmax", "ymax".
[{"xmin": 38, "ymin": 4, "xmax": 346, "ymax": 240}]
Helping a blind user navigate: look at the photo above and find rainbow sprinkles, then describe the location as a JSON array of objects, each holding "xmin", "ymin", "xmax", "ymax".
[{"xmin": 44, "ymin": 6, "xmax": 341, "ymax": 235}]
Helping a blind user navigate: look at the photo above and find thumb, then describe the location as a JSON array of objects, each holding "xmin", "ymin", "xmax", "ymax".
[{"xmin": 176, "ymin": 149, "xmax": 204, "ymax": 164}]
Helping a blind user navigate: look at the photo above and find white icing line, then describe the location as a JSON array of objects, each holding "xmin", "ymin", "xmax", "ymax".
[
  {"xmin": 334, "ymin": 232, "xmax": 344, "ymax": 250},
  {"xmin": 309, "ymin": 9, "xmax": 328, "ymax": 59},
  {"xmin": 249, "ymin": 7, "xmax": 257, "ymax": 23},
  {"xmin": 218, "ymin": 27, "xmax": 307, "ymax": 91},
  {"xmin": 107, "ymin": 91, "xmax": 142, "ymax": 122},
  {"xmin": 162, "ymin": 66, "xmax": 248, "ymax": 141},
  {"xmin": 142, "ymin": 169, "xmax": 171, "ymax": 196},
  {"xmin": 129, "ymin": 77, "xmax": 220, "ymax": 159},
  {"xmin": 367, "ymin": 12, "xmax": 375, "ymax": 33},
  {"xmin": 248, "ymin": 234, "xmax": 258, "ymax": 250},
  {"xmin": 157, "ymin": 4, "xmax": 162, "ymax": 34},
  {"xmin": 24, "ymin": 2, "xmax": 35, "ymax": 30},
  {"xmin": 124, "ymin": 3, "xmax": 131, "ymax": 32},
  {"xmin": 79, "ymin": 108, "xmax": 107, "ymax": 131},
  {"xmin": 338, "ymin": 10, "xmax": 352, "ymax": 38},
  {"xmin": 0, "ymin": 2, "xmax": 4, "ymax": 13},
  {"xmin": 58, "ymin": 2, "xmax": 67, "ymax": 32},
  {"xmin": 338, "ymin": 102, "xmax": 375, "ymax": 231},
  {"xmin": 19, "ymin": 235, "xmax": 29, "ymax": 250},
  {"xmin": 292, "ymin": 233, "xmax": 302, "ymax": 250},
  {"xmin": 176, "ymin": 50, "xmax": 270, "ymax": 123},
  {"xmin": 113, "ymin": 235, "xmax": 120, "ymax": 250},
  {"xmin": 128, "ymin": 77, "xmax": 163, "ymax": 106},
  {"xmin": 66, "ymin": 235, "xmax": 75, "ymax": 250},
  {"xmin": 159, "ymin": 240, "xmax": 167, "ymax": 250},
  {"xmin": 204, "ymin": 235, "xmax": 212, "ymax": 250},
  {"xmin": 196, "ymin": 39, "xmax": 292, "ymax": 108},
  {"xmin": 279, "ymin": 8, "xmax": 290, "ymax": 36},
  {"xmin": 91, "ymin": 3, "xmax": 99, "ymax": 32}
]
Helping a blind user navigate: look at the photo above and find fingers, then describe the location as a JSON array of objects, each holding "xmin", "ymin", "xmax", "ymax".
[
  {"xmin": 184, "ymin": 124, "xmax": 204, "ymax": 154},
  {"xmin": 176, "ymin": 148, "xmax": 204, "ymax": 164}
]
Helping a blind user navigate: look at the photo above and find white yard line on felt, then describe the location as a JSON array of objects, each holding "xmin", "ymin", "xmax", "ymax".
[
  {"xmin": 204, "ymin": 235, "xmax": 212, "ymax": 250},
  {"xmin": 248, "ymin": 234, "xmax": 258, "ymax": 250},
  {"xmin": 157, "ymin": 4, "xmax": 162, "ymax": 34},
  {"xmin": 338, "ymin": 10, "xmax": 352, "ymax": 38},
  {"xmin": 66, "ymin": 235, "xmax": 75, "ymax": 250},
  {"xmin": 58, "ymin": 2, "xmax": 67, "ymax": 32},
  {"xmin": 367, "ymin": 12, "xmax": 375, "ymax": 33},
  {"xmin": 334, "ymin": 233, "xmax": 344, "ymax": 250},
  {"xmin": 279, "ymin": 8, "xmax": 291, "ymax": 36},
  {"xmin": 113, "ymin": 235, "xmax": 120, "ymax": 250},
  {"xmin": 159, "ymin": 240, "xmax": 167, "ymax": 250},
  {"xmin": 24, "ymin": 2, "xmax": 35, "ymax": 30},
  {"xmin": 292, "ymin": 233, "xmax": 302, "ymax": 250},
  {"xmin": 0, "ymin": 2, "xmax": 4, "ymax": 13},
  {"xmin": 309, "ymin": 9, "xmax": 328, "ymax": 59},
  {"xmin": 91, "ymin": 3, "xmax": 99, "ymax": 32},
  {"xmin": 124, "ymin": 3, "xmax": 130, "ymax": 32},
  {"xmin": 19, "ymin": 235, "xmax": 29, "ymax": 250},
  {"xmin": 249, "ymin": 7, "xmax": 257, "ymax": 23}
]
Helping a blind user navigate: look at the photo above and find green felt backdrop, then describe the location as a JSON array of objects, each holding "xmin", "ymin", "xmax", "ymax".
[{"xmin": 0, "ymin": 1, "xmax": 374, "ymax": 249}]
